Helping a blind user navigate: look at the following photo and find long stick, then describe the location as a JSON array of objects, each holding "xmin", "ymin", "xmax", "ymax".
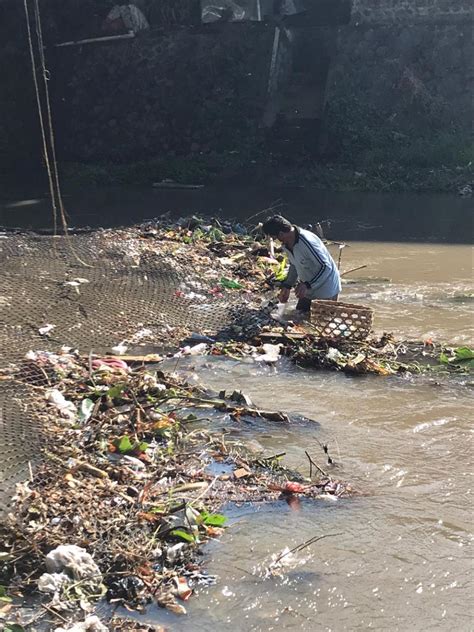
[
  {"xmin": 273, "ymin": 532, "xmax": 342, "ymax": 565},
  {"xmin": 55, "ymin": 32, "xmax": 135, "ymax": 47},
  {"xmin": 341, "ymin": 264, "xmax": 367, "ymax": 277},
  {"xmin": 305, "ymin": 450, "xmax": 328, "ymax": 477}
]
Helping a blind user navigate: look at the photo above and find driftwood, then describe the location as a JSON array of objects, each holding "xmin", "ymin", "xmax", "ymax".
[{"xmin": 55, "ymin": 32, "xmax": 135, "ymax": 47}]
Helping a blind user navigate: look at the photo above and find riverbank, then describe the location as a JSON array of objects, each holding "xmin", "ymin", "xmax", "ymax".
[{"xmin": 59, "ymin": 155, "xmax": 473, "ymax": 195}]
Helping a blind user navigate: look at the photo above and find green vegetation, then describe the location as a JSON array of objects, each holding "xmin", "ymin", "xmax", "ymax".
[
  {"xmin": 58, "ymin": 93, "xmax": 473, "ymax": 193},
  {"xmin": 312, "ymin": 94, "xmax": 474, "ymax": 192},
  {"xmin": 61, "ymin": 156, "xmax": 219, "ymax": 187}
]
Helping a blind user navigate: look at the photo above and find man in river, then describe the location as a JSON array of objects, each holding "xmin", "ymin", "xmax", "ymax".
[{"xmin": 261, "ymin": 214, "xmax": 341, "ymax": 315}]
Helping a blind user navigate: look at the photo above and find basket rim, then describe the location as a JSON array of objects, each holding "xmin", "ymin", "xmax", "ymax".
[{"xmin": 311, "ymin": 299, "xmax": 373, "ymax": 313}]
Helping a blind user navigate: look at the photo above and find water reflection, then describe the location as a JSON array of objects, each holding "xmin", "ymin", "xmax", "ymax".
[
  {"xmin": 1, "ymin": 186, "xmax": 472, "ymax": 243},
  {"xmin": 148, "ymin": 358, "xmax": 472, "ymax": 631}
]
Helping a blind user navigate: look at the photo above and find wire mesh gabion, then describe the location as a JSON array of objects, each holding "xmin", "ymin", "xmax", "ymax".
[
  {"xmin": 0, "ymin": 381, "xmax": 48, "ymax": 516},
  {"xmin": 0, "ymin": 229, "xmax": 267, "ymax": 516}
]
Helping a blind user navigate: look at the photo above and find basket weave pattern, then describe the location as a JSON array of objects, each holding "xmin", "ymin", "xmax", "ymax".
[{"xmin": 310, "ymin": 300, "xmax": 373, "ymax": 341}]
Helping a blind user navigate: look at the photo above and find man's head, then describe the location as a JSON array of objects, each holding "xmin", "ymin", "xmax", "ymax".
[{"xmin": 261, "ymin": 215, "xmax": 294, "ymax": 246}]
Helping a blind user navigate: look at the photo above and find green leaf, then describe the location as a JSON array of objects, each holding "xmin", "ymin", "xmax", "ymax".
[
  {"xmin": 115, "ymin": 436, "xmax": 133, "ymax": 454},
  {"xmin": 0, "ymin": 585, "xmax": 12, "ymax": 603},
  {"xmin": 220, "ymin": 277, "xmax": 243, "ymax": 290},
  {"xmin": 4, "ymin": 625, "xmax": 25, "ymax": 632},
  {"xmin": 439, "ymin": 352, "xmax": 450, "ymax": 365},
  {"xmin": 209, "ymin": 227, "xmax": 224, "ymax": 242},
  {"xmin": 170, "ymin": 529, "xmax": 197, "ymax": 543},
  {"xmin": 201, "ymin": 512, "xmax": 227, "ymax": 527},
  {"xmin": 133, "ymin": 441, "xmax": 149, "ymax": 454},
  {"xmin": 78, "ymin": 398, "xmax": 95, "ymax": 423},
  {"xmin": 107, "ymin": 384, "xmax": 126, "ymax": 399},
  {"xmin": 454, "ymin": 347, "xmax": 474, "ymax": 361}
]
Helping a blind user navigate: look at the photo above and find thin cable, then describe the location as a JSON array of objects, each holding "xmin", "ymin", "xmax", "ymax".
[
  {"xmin": 23, "ymin": 0, "xmax": 58, "ymax": 234},
  {"xmin": 33, "ymin": 0, "xmax": 65, "ymax": 237},
  {"xmin": 28, "ymin": 0, "xmax": 91, "ymax": 266}
]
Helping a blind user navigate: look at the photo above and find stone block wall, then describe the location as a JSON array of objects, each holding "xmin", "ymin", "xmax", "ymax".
[
  {"xmin": 351, "ymin": 0, "xmax": 474, "ymax": 24},
  {"xmin": 51, "ymin": 25, "xmax": 274, "ymax": 163},
  {"xmin": 329, "ymin": 21, "xmax": 473, "ymax": 127},
  {"xmin": 323, "ymin": 0, "xmax": 473, "ymax": 158}
]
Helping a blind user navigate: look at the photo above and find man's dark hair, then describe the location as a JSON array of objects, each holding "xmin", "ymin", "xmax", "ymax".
[{"xmin": 261, "ymin": 215, "xmax": 292, "ymax": 237}]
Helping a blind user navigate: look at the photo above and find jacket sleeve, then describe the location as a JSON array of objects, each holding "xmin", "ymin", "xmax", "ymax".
[
  {"xmin": 300, "ymin": 233, "xmax": 327, "ymax": 288},
  {"xmin": 281, "ymin": 263, "xmax": 298, "ymax": 288}
]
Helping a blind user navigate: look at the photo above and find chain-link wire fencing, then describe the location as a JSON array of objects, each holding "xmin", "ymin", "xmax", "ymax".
[{"xmin": 0, "ymin": 227, "xmax": 269, "ymax": 515}]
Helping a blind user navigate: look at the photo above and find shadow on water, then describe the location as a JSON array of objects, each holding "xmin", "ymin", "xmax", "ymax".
[{"xmin": 1, "ymin": 184, "xmax": 473, "ymax": 243}]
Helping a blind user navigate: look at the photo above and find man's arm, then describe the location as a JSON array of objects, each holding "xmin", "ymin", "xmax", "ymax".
[
  {"xmin": 298, "ymin": 232, "xmax": 328, "ymax": 290},
  {"xmin": 281, "ymin": 263, "xmax": 298, "ymax": 289},
  {"xmin": 278, "ymin": 263, "xmax": 297, "ymax": 303}
]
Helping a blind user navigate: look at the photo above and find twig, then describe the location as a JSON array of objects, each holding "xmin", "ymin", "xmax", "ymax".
[
  {"xmin": 273, "ymin": 532, "xmax": 342, "ymax": 565},
  {"xmin": 334, "ymin": 437, "xmax": 342, "ymax": 462},
  {"xmin": 36, "ymin": 363, "xmax": 52, "ymax": 386},
  {"xmin": 304, "ymin": 450, "xmax": 328, "ymax": 478},
  {"xmin": 245, "ymin": 199, "xmax": 284, "ymax": 226},
  {"xmin": 189, "ymin": 475, "xmax": 219, "ymax": 506},
  {"xmin": 129, "ymin": 387, "xmax": 149, "ymax": 430},
  {"xmin": 55, "ymin": 32, "xmax": 135, "ymax": 47},
  {"xmin": 341, "ymin": 264, "xmax": 368, "ymax": 277},
  {"xmin": 313, "ymin": 437, "xmax": 334, "ymax": 465},
  {"xmin": 173, "ymin": 353, "xmax": 182, "ymax": 373},
  {"xmin": 88, "ymin": 349, "xmax": 97, "ymax": 388},
  {"xmin": 42, "ymin": 603, "xmax": 69, "ymax": 623},
  {"xmin": 337, "ymin": 244, "xmax": 345, "ymax": 270}
]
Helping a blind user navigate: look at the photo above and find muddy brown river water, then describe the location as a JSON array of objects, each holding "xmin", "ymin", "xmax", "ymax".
[
  {"xmin": 1, "ymin": 188, "xmax": 472, "ymax": 630},
  {"xmin": 138, "ymin": 241, "xmax": 472, "ymax": 631}
]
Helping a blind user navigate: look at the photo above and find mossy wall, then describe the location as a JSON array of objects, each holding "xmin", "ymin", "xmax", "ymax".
[
  {"xmin": 0, "ymin": 0, "xmax": 472, "ymax": 185},
  {"xmin": 323, "ymin": 3, "xmax": 473, "ymax": 168},
  {"xmin": 51, "ymin": 26, "xmax": 273, "ymax": 163}
]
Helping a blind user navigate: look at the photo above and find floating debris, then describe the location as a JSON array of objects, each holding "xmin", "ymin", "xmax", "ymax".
[{"xmin": 0, "ymin": 354, "xmax": 352, "ymax": 629}]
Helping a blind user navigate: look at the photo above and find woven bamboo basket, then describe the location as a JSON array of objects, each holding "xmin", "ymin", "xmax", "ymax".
[{"xmin": 310, "ymin": 300, "xmax": 373, "ymax": 341}]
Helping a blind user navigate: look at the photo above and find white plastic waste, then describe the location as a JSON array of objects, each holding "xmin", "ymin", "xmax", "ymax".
[
  {"xmin": 271, "ymin": 302, "xmax": 290, "ymax": 322},
  {"xmin": 38, "ymin": 571, "xmax": 70, "ymax": 594},
  {"xmin": 110, "ymin": 343, "xmax": 128, "ymax": 355},
  {"xmin": 174, "ymin": 343, "xmax": 208, "ymax": 357},
  {"xmin": 107, "ymin": 453, "xmax": 146, "ymax": 471},
  {"xmin": 166, "ymin": 542, "xmax": 186, "ymax": 564},
  {"xmin": 54, "ymin": 615, "xmax": 109, "ymax": 632},
  {"xmin": 254, "ymin": 343, "xmax": 282, "ymax": 364},
  {"xmin": 275, "ymin": 302, "xmax": 288, "ymax": 319},
  {"xmin": 326, "ymin": 347, "xmax": 344, "ymax": 362},
  {"xmin": 46, "ymin": 389, "xmax": 77, "ymax": 421},
  {"xmin": 39, "ymin": 323, "xmax": 56, "ymax": 336},
  {"xmin": 186, "ymin": 343, "xmax": 208, "ymax": 355},
  {"xmin": 45, "ymin": 545, "xmax": 101, "ymax": 581}
]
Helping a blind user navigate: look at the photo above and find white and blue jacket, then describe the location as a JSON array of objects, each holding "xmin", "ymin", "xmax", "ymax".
[{"xmin": 282, "ymin": 227, "xmax": 341, "ymax": 299}]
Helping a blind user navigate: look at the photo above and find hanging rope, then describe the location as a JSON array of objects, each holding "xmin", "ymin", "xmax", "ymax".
[
  {"xmin": 32, "ymin": 0, "xmax": 67, "ymax": 236},
  {"xmin": 23, "ymin": 0, "xmax": 57, "ymax": 234},
  {"xmin": 23, "ymin": 0, "xmax": 91, "ymax": 266}
]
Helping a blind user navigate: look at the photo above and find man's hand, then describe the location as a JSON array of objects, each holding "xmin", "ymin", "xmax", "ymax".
[
  {"xmin": 295, "ymin": 282, "xmax": 308, "ymax": 299},
  {"xmin": 278, "ymin": 287, "xmax": 291, "ymax": 303}
]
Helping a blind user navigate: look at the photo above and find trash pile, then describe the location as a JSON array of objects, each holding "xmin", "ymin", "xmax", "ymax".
[
  {"xmin": 0, "ymin": 351, "xmax": 351, "ymax": 630},
  {"xmin": 79, "ymin": 216, "xmax": 473, "ymax": 376},
  {"xmin": 3, "ymin": 214, "xmax": 469, "ymax": 378},
  {"xmin": 2, "ymin": 215, "xmax": 470, "ymax": 630}
]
